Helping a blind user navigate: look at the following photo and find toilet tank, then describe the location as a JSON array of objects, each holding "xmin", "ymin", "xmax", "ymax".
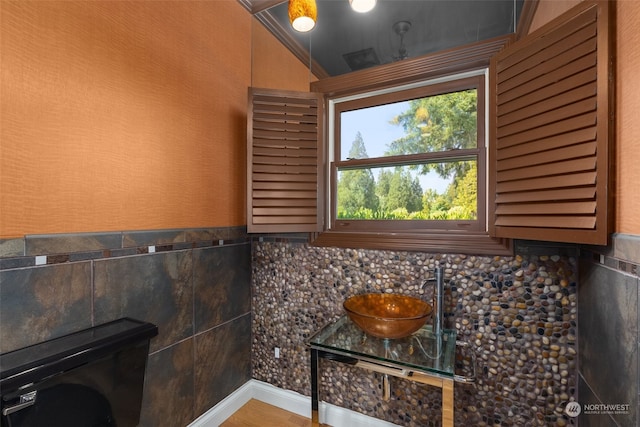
[{"xmin": 0, "ymin": 318, "xmax": 158, "ymax": 427}]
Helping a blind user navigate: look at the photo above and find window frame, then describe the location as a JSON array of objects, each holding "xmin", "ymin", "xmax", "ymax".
[
  {"xmin": 307, "ymin": 36, "xmax": 514, "ymax": 255},
  {"xmin": 329, "ymin": 73, "xmax": 487, "ymax": 233}
]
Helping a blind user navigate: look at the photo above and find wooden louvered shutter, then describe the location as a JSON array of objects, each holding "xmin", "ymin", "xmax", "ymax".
[
  {"xmin": 489, "ymin": 0, "xmax": 613, "ymax": 245},
  {"xmin": 247, "ymin": 88, "xmax": 324, "ymax": 233}
]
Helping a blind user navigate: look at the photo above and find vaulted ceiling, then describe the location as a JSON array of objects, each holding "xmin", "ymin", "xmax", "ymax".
[{"xmin": 245, "ymin": 0, "xmax": 524, "ymax": 78}]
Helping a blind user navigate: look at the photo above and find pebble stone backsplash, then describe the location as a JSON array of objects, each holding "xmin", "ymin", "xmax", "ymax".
[{"xmin": 251, "ymin": 240, "xmax": 578, "ymax": 426}]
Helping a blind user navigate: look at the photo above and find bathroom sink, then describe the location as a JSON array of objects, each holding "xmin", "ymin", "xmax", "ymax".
[{"xmin": 343, "ymin": 293, "xmax": 433, "ymax": 339}]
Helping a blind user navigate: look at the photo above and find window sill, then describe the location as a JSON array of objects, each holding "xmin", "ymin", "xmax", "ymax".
[{"xmin": 310, "ymin": 230, "xmax": 513, "ymax": 256}]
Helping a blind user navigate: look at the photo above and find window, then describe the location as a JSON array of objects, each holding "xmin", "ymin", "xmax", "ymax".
[
  {"xmin": 310, "ymin": 72, "xmax": 513, "ymax": 254},
  {"xmin": 330, "ymin": 74, "xmax": 486, "ymax": 233},
  {"xmin": 305, "ymin": 38, "xmax": 515, "ymax": 254}
]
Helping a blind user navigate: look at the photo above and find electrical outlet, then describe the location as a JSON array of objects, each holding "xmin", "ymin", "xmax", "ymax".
[{"xmin": 274, "ymin": 347, "xmax": 280, "ymax": 359}]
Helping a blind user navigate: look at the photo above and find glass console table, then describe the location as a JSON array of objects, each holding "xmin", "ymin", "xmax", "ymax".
[{"xmin": 308, "ymin": 315, "xmax": 458, "ymax": 427}]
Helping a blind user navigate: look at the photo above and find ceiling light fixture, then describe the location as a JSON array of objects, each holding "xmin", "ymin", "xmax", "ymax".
[
  {"xmin": 289, "ymin": 0, "xmax": 317, "ymax": 32},
  {"xmin": 349, "ymin": 0, "xmax": 376, "ymax": 13},
  {"xmin": 392, "ymin": 20, "xmax": 411, "ymax": 61}
]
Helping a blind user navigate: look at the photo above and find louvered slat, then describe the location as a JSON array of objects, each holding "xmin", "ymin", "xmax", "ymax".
[
  {"xmin": 497, "ymin": 141, "xmax": 596, "ymax": 171},
  {"xmin": 252, "ymin": 207, "xmax": 318, "ymax": 217},
  {"xmin": 497, "ymin": 112, "xmax": 597, "ymax": 149},
  {"xmin": 497, "ymin": 172, "xmax": 596, "ymax": 193},
  {"xmin": 495, "ymin": 216, "xmax": 596, "ymax": 229},
  {"xmin": 253, "ymin": 129, "xmax": 318, "ymax": 140},
  {"xmin": 495, "ymin": 201, "xmax": 596, "ymax": 215},
  {"xmin": 247, "ymin": 88, "xmax": 323, "ymax": 233},
  {"xmin": 252, "ymin": 190, "xmax": 318, "ymax": 199},
  {"xmin": 497, "ymin": 158, "xmax": 596, "ymax": 182},
  {"xmin": 252, "ymin": 182, "xmax": 317, "ymax": 191},
  {"xmin": 252, "ymin": 173, "xmax": 317, "ymax": 182},
  {"xmin": 497, "ymin": 67, "xmax": 597, "ymax": 119},
  {"xmin": 496, "ymin": 128, "xmax": 596, "ymax": 161},
  {"xmin": 252, "ymin": 198, "xmax": 317, "ymax": 207},
  {"xmin": 496, "ymin": 23, "xmax": 597, "ymax": 89},
  {"xmin": 253, "ymin": 216, "xmax": 318, "ymax": 225},
  {"xmin": 253, "ymin": 155, "xmax": 318, "ymax": 166},
  {"xmin": 498, "ymin": 84, "xmax": 596, "ymax": 129},
  {"xmin": 253, "ymin": 138, "xmax": 318, "ymax": 149},
  {"xmin": 495, "ymin": 187, "xmax": 596, "ymax": 204},
  {"xmin": 490, "ymin": 0, "xmax": 612, "ymax": 245},
  {"xmin": 497, "ymin": 97, "xmax": 597, "ymax": 138},
  {"xmin": 253, "ymin": 147, "xmax": 317, "ymax": 157},
  {"xmin": 252, "ymin": 164, "xmax": 317, "ymax": 174}
]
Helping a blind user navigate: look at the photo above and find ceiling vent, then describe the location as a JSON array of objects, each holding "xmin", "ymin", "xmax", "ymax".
[{"xmin": 343, "ymin": 48, "xmax": 380, "ymax": 71}]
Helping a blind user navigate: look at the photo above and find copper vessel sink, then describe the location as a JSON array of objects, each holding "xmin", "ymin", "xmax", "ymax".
[{"xmin": 343, "ymin": 293, "xmax": 433, "ymax": 339}]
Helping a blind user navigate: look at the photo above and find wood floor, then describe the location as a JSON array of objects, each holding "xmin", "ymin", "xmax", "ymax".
[{"xmin": 220, "ymin": 399, "xmax": 330, "ymax": 427}]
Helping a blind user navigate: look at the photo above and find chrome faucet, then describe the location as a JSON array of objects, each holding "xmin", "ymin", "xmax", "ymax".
[{"xmin": 422, "ymin": 266, "xmax": 445, "ymax": 336}]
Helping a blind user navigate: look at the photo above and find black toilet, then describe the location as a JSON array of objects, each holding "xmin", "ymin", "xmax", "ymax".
[{"xmin": 0, "ymin": 318, "xmax": 157, "ymax": 427}]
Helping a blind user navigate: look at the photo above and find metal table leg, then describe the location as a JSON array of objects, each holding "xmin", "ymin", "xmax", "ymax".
[
  {"xmin": 311, "ymin": 348, "xmax": 320, "ymax": 426},
  {"xmin": 442, "ymin": 378, "xmax": 454, "ymax": 427}
]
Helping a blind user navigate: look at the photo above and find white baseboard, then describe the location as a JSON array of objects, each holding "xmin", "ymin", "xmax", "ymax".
[
  {"xmin": 188, "ymin": 381, "xmax": 254, "ymax": 427},
  {"xmin": 188, "ymin": 379, "xmax": 399, "ymax": 427}
]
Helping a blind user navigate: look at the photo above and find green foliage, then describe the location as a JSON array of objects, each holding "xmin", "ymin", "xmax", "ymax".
[
  {"xmin": 417, "ymin": 162, "xmax": 477, "ymax": 220},
  {"xmin": 337, "ymin": 132, "xmax": 379, "ymax": 215},
  {"xmin": 387, "ymin": 89, "xmax": 477, "ymax": 179},
  {"xmin": 385, "ymin": 169, "xmax": 423, "ymax": 213},
  {"xmin": 376, "ymin": 169, "xmax": 422, "ymax": 214},
  {"xmin": 450, "ymin": 162, "xmax": 477, "ymax": 219}
]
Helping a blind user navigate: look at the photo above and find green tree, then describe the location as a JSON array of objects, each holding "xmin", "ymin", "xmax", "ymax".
[
  {"xmin": 421, "ymin": 161, "xmax": 476, "ymax": 220},
  {"xmin": 422, "ymin": 189, "xmax": 451, "ymax": 219},
  {"xmin": 386, "ymin": 169, "xmax": 422, "ymax": 212},
  {"xmin": 337, "ymin": 132, "xmax": 379, "ymax": 217},
  {"xmin": 376, "ymin": 169, "xmax": 392, "ymax": 213},
  {"xmin": 378, "ymin": 168, "xmax": 423, "ymax": 215},
  {"xmin": 386, "ymin": 89, "xmax": 477, "ymax": 179},
  {"xmin": 422, "ymin": 189, "xmax": 443, "ymax": 218},
  {"xmin": 450, "ymin": 161, "xmax": 477, "ymax": 219}
]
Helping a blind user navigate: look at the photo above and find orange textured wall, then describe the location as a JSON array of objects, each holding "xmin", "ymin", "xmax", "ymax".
[
  {"xmin": 0, "ymin": 1, "xmax": 251, "ymax": 238},
  {"xmin": 529, "ymin": 0, "xmax": 581, "ymax": 33},
  {"xmin": 530, "ymin": 0, "xmax": 640, "ymax": 235},
  {"xmin": 251, "ymin": 19, "xmax": 317, "ymax": 91},
  {"xmin": 615, "ymin": 0, "xmax": 640, "ymax": 234}
]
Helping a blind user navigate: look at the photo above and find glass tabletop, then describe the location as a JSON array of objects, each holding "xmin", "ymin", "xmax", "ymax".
[{"xmin": 308, "ymin": 316, "xmax": 456, "ymax": 377}]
